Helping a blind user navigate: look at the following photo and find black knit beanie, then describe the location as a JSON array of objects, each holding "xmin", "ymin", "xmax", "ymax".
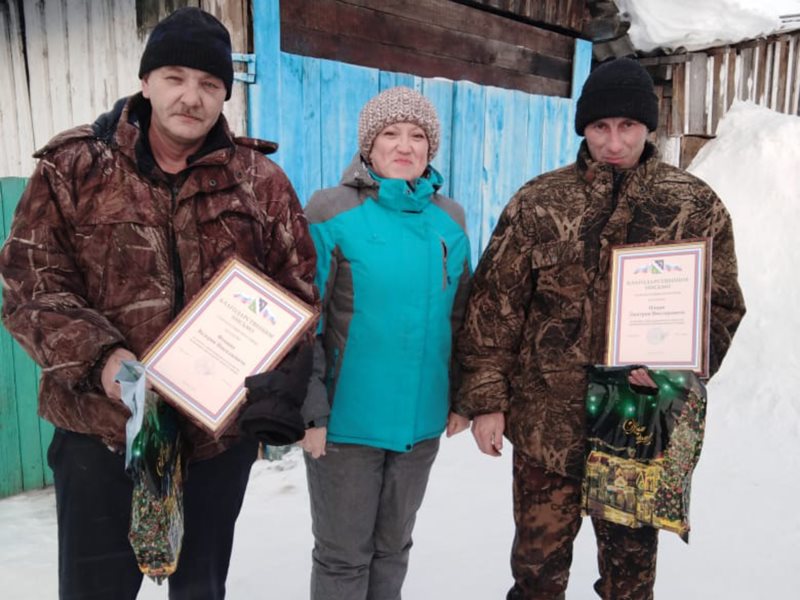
[
  {"xmin": 138, "ymin": 7, "xmax": 233, "ymax": 100},
  {"xmin": 575, "ymin": 57, "xmax": 658, "ymax": 136}
]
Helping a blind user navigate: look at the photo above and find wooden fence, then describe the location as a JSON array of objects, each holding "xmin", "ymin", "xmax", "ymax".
[
  {"xmin": 645, "ymin": 30, "xmax": 800, "ymax": 166},
  {"xmin": 0, "ymin": 178, "xmax": 53, "ymax": 499}
]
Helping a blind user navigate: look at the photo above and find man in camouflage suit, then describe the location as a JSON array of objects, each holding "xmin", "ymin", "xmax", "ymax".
[
  {"xmin": 0, "ymin": 7, "xmax": 315, "ymax": 599},
  {"xmin": 455, "ymin": 58, "xmax": 745, "ymax": 599}
]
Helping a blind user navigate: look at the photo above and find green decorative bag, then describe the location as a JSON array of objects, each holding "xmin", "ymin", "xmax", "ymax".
[
  {"xmin": 119, "ymin": 362, "xmax": 185, "ymax": 583},
  {"xmin": 581, "ymin": 366, "xmax": 707, "ymax": 542}
]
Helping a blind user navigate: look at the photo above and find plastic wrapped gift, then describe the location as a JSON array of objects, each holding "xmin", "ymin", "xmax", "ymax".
[
  {"xmin": 119, "ymin": 362, "xmax": 185, "ymax": 583},
  {"xmin": 581, "ymin": 366, "xmax": 707, "ymax": 542}
]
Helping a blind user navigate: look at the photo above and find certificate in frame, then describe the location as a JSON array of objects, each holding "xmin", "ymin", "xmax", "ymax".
[
  {"xmin": 141, "ymin": 257, "xmax": 317, "ymax": 436},
  {"xmin": 605, "ymin": 239, "xmax": 711, "ymax": 376}
]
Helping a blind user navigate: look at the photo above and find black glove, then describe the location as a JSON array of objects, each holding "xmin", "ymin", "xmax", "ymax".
[{"xmin": 238, "ymin": 345, "xmax": 313, "ymax": 446}]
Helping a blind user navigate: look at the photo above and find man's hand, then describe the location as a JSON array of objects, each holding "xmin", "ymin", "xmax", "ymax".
[
  {"xmin": 471, "ymin": 412, "xmax": 505, "ymax": 457},
  {"xmin": 299, "ymin": 426, "xmax": 327, "ymax": 459},
  {"xmin": 100, "ymin": 347, "xmax": 138, "ymax": 400},
  {"xmin": 628, "ymin": 367, "xmax": 657, "ymax": 389},
  {"xmin": 446, "ymin": 412, "xmax": 470, "ymax": 437}
]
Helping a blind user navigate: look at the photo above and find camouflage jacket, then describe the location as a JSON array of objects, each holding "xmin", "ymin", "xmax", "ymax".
[
  {"xmin": 455, "ymin": 142, "xmax": 745, "ymax": 478},
  {"xmin": 0, "ymin": 95, "xmax": 317, "ymax": 460}
]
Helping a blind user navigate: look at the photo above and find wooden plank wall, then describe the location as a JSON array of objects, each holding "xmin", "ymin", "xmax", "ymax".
[
  {"xmin": 0, "ymin": 0, "xmax": 249, "ymax": 178},
  {"xmin": 0, "ymin": 1, "xmax": 35, "ymax": 178},
  {"xmin": 252, "ymin": 0, "xmax": 593, "ymax": 265},
  {"xmin": 0, "ymin": 178, "xmax": 53, "ymax": 499},
  {"xmin": 465, "ymin": 0, "xmax": 587, "ymax": 33},
  {"xmin": 648, "ymin": 30, "xmax": 800, "ymax": 166},
  {"xmin": 279, "ymin": 0, "xmax": 577, "ymax": 97}
]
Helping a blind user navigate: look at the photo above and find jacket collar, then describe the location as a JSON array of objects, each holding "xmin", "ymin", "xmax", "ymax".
[
  {"xmin": 95, "ymin": 94, "xmax": 237, "ymax": 180},
  {"xmin": 577, "ymin": 140, "xmax": 660, "ymax": 188},
  {"xmin": 339, "ymin": 153, "xmax": 443, "ymax": 212}
]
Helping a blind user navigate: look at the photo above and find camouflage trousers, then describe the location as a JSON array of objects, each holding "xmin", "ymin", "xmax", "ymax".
[{"xmin": 507, "ymin": 451, "xmax": 658, "ymax": 600}]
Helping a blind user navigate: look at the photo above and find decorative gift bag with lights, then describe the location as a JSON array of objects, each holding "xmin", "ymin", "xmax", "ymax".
[
  {"xmin": 118, "ymin": 362, "xmax": 185, "ymax": 583},
  {"xmin": 581, "ymin": 365, "xmax": 707, "ymax": 542}
]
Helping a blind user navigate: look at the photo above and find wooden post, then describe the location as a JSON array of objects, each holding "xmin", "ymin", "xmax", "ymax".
[
  {"xmin": 726, "ymin": 47, "xmax": 737, "ymax": 111},
  {"xmin": 687, "ymin": 54, "xmax": 707, "ymax": 134},
  {"xmin": 755, "ymin": 39, "xmax": 768, "ymax": 105},
  {"xmin": 711, "ymin": 51, "xmax": 724, "ymax": 134},
  {"xmin": 792, "ymin": 38, "xmax": 800, "ymax": 115},
  {"xmin": 671, "ymin": 62, "xmax": 686, "ymax": 137},
  {"xmin": 776, "ymin": 36, "xmax": 790, "ymax": 114}
]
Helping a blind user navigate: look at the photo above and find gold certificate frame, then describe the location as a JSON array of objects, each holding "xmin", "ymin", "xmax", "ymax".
[
  {"xmin": 605, "ymin": 239, "xmax": 711, "ymax": 376},
  {"xmin": 141, "ymin": 257, "xmax": 317, "ymax": 436}
]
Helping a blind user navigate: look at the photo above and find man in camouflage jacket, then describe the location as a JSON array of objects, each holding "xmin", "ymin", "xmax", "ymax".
[
  {"xmin": 0, "ymin": 8, "xmax": 315, "ymax": 599},
  {"xmin": 455, "ymin": 58, "xmax": 745, "ymax": 600}
]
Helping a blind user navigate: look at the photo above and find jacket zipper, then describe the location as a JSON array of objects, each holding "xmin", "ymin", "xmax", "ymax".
[
  {"xmin": 169, "ymin": 185, "xmax": 185, "ymax": 318},
  {"xmin": 440, "ymin": 238, "xmax": 450, "ymax": 290}
]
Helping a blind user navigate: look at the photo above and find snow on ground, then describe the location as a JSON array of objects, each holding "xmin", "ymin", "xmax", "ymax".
[
  {"xmin": 2, "ymin": 105, "xmax": 799, "ymax": 599},
  {"xmin": 615, "ymin": 0, "xmax": 800, "ymax": 52}
]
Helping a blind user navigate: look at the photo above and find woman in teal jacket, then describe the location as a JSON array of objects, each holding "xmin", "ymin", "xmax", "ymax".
[{"xmin": 300, "ymin": 86, "xmax": 471, "ymax": 599}]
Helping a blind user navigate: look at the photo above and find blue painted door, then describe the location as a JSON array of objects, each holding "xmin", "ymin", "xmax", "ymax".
[{"xmin": 249, "ymin": 0, "xmax": 592, "ymax": 264}]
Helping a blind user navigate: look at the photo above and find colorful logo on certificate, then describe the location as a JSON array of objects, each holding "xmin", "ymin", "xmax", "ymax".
[
  {"xmin": 233, "ymin": 292, "xmax": 278, "ymax": 324},
  {"xmin": 633, "ymin": 259, "xmax": 683, "ymax": 275}
]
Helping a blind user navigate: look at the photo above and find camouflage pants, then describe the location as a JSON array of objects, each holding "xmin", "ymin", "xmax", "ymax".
[{"xmin": 507, "ymin": 451, "xmax": 658, "ymax": 600}]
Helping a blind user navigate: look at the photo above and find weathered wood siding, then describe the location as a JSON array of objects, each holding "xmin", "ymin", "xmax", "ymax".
[
  {"xmin": 252, "ymin": 0, "xmax": 593, "ymax": 263},
  {"xmin": 466, "ymin": 0, "xmax": 587, "ymax": 33},
  {"xmin": 646, "ymin": 30, "xmax": 800, "ymax": 166},
  {"xmin": 280, "ymin": 0, "xmax": 578, "ymax": 97},
  {"xmin": 0, "ymin": 1, "xmax": 35, "ymax": 178},
  {"xmin": 0, "ymin": 0, "xmax": 249, "ymax": 178}
]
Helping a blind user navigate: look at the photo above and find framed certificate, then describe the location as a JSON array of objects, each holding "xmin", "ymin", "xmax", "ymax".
[
  {"xmin": 141, "ymin": 257, "xmax": 317, "ymax": 436},
  {"xmin": 605, "ymin": 239, "xmax": 711, "ymax": 376}
]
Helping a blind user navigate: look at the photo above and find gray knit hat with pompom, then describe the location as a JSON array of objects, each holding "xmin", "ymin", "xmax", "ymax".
[{"xmin": 358, "ymin": 86, "xmax": 440, "ymax": 163}]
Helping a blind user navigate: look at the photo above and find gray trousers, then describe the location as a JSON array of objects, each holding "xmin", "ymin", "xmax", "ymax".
[{"xmin": 304, "ymin": 437, "xmax": 440, "ymax": 600}]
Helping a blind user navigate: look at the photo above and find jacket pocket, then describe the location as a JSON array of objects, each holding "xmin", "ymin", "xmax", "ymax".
[
  {"xmin": 194, "ymin": 193, "xmax": 265, "ymax": 268},
  {"xmin": 73, "ymin": 218, "xmax": 166, "ymax": 309}
]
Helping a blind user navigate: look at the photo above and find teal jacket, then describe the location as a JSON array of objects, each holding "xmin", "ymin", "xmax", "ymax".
[{"xmin": 302, "ymin": 156, "xmax": 471, "ymax": 452}]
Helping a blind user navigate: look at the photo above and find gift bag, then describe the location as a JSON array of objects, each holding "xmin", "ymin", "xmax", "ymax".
[
  {"xmin": 581, "ymin": 365, "xmax": 707, "ymax": 542},
  {"xmin": 118, "ymin": 362, "xmax": 185, "ymax": 583}
]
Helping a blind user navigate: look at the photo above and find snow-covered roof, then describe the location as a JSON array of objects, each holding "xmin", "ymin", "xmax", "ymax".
[{"xmin": 615, "ymin": 0, "xmax": 800, "ymax": 53}]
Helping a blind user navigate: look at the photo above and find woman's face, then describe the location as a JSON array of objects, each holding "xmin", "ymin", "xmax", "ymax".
[{"xmin": 368, "ymin": 122, "xmax": 429, "ymax": 181}]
